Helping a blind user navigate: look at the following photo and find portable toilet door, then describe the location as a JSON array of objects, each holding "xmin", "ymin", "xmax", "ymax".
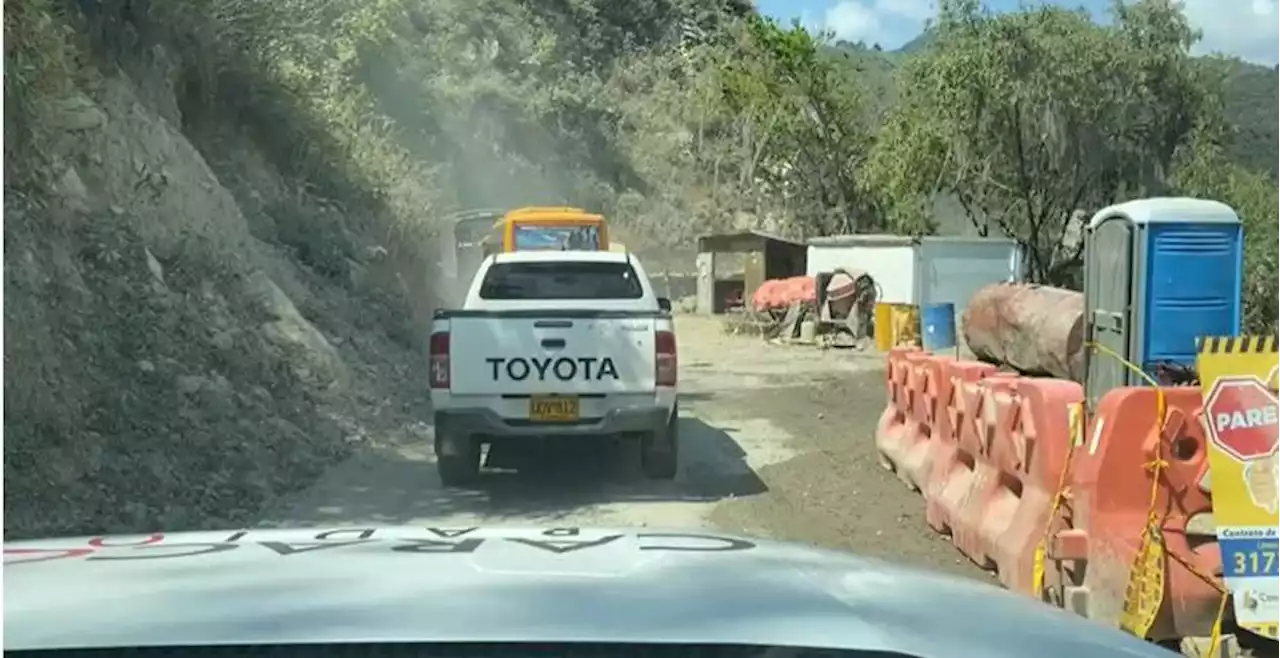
[
  {"xmin": 1083, "ymin": 205, "xmax": 1136, "ymax": 407},
  {"xmin": 1082, "ymin": 197, "xmax": 1244, "ymax": 407}
]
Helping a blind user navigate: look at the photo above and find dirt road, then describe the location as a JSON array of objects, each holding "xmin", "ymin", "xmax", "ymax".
[{"xmin": 256, "ymin": 315, "xmax": 989, "ymax": 582}]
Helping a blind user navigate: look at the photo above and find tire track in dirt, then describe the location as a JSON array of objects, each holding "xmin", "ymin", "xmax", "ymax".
[{"xmin": 256, "ymin": 315, "xmax": 993, "ymax": 583}]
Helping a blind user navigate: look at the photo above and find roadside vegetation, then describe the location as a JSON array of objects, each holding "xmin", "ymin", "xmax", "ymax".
[{"xmin": 8, "ymin": 0, "xmax": 1276, "ymax": 325}]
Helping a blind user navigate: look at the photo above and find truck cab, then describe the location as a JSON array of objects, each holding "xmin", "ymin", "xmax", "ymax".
[{"xmin": 481, "ymin": 207, "xmax": 611, "ymax": 255}]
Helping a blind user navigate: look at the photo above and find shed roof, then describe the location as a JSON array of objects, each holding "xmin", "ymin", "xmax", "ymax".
[
  {"xmin": 697, "ymin": 229, "xmax": 806, "ymax": 253},
  {"xmin": 807, "ymin": 234, "xmax": 1018, "ymax": 248}
]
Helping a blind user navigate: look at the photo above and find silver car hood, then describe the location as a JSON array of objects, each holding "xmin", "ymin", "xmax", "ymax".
[{"xmin": 5, "ymin": 525, "xmax": 1168, "ymax": 657}]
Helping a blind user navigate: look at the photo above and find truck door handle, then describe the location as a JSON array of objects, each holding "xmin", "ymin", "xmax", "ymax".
[
  {"xmin": 541, "ymin": 338, "xmax": 566, "ymax": 349},
  {"xmin": 534, "ymin": 320, "xmax": 573, "ymax": 328}
]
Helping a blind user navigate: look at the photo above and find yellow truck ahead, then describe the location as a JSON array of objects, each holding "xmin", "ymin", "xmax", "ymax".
[
  {"xmin": 481, "ymin": 207, "xmax": 610, "ymax": 255},
  {"xmin": 442, "ymin": 207, "xmax": 615, "ymax": 308}
]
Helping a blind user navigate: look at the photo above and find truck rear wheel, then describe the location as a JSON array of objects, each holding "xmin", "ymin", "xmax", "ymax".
[
  {"xmin": 641, "ymin": 411, "xmax": 679, "ymax": 480},
  {"xmin": 435, "ymin": 430, "xmax": 480, "ymax": 487}
]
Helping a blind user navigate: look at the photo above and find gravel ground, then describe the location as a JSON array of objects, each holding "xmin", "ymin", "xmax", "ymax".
[{"xmin": 256, "ymin": 314, "xmax": 993, "ymax": 583}]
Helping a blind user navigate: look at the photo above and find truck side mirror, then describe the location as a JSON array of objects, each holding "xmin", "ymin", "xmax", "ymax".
[{"xmin": 657, "ymin": 297, "xmax": 672, "ymax": 313}]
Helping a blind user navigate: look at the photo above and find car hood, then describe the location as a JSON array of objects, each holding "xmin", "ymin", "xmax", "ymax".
[{"xmin": 5, "ymin": 525, "xmax": 1169, "ymax": 657}]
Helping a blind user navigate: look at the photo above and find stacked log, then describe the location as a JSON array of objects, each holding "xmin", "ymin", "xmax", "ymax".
[{"xmin": 962, "ymin": 282, "xmax": 1086, "ymax": 381}]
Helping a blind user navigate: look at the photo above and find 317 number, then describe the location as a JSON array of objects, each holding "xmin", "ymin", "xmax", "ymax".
[{"xmin": 1233, "ymin": 549, "xmax": 1278, "ymax": 577}]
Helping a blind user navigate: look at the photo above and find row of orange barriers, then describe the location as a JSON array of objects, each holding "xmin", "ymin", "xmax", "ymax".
[{"xmin": 875, "ymin": 347, "xmax": 1226, "ymax": 646}]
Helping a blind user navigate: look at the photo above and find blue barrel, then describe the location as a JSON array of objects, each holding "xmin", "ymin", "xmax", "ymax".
[{"xmin": 920, "ymin": 302, "xmax": 957, "ymax": 351}]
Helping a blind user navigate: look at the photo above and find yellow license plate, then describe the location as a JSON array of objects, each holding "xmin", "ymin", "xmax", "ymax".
[{"xmin": 529, "ymin": 396, "xmax": 580, "ymax": 422}]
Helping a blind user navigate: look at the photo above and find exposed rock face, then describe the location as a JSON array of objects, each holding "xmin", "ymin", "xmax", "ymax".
[{"xmin": 4, "ymin": 40, "xmax": 428, "ymax": 539}]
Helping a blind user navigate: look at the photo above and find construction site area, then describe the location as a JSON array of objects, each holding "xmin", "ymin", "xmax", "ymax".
[{"xmin": 669, "ymin": 197, "xmax": 1277, "ymax": 658}]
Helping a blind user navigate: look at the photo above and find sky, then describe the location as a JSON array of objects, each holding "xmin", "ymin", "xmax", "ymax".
[{"xmin": 753, "ymin": 0, "xmax": 1280, "ymax": 65}]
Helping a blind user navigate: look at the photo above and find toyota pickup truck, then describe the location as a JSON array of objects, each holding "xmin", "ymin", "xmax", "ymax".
[{"xmin": 428, "ymin": 249, "xmax": 678, "ymax": 485}]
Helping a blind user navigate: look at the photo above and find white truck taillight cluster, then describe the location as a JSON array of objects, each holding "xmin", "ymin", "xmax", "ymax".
[
  {"xmin": 429, "ymin": 331, "xmax": 450, "ymax": 389},
  {"xmin": 655, "ymin": 330, "xmax": 677, "ymax": 387}
]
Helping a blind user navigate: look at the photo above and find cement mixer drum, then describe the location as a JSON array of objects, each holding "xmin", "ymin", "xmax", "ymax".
[{"xmin": 826, "ymin": 272, "xmax": 857, "ymax": 302}]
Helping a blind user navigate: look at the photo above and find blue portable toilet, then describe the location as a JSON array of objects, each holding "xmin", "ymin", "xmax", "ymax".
[{"xmin": 1082, "ymin": 197, "xmax": 1243, "ymax": 406}]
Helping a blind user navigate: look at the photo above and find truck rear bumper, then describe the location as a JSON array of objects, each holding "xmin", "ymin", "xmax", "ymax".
[{"xmin": 435, "ymin": 404, "xmax": 671, "ymax": 440}]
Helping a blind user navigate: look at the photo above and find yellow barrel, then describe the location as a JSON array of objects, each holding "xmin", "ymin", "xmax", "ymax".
[
  {"xmin": 874, "ymin": 303, "xmax": 894, "ymax": 351},
  {"xmin": 874, "ymin": 302, "xmax": 921, "ymax": 350},
  {"xmin": 892, "ymin": 303, "xmax": 921, "ymax": 347}
]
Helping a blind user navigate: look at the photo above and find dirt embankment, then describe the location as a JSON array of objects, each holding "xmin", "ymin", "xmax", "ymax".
[{"xmin": 4, "ymin": 27, "xmax": 435, "ymax": 539}]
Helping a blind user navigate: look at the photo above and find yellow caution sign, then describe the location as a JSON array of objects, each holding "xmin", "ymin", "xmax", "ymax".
[{"xmin": 1196, "ymin": 335, "xmax": 1280, "ymax": 641}]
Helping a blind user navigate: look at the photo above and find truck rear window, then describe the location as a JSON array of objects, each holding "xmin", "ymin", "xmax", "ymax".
[{"xmin": 479, "ymin": 262, "xmax": 644, "ymax": 300}]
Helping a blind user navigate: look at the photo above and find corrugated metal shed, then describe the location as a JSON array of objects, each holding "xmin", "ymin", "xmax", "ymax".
[{"xmin": 805, "ymin": 234, "xmax": 1025, "ymax": 319}]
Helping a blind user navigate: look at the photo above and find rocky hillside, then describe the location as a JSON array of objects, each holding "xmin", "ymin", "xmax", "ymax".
[{"xmin": 4, "ymin": 12, "xmax": 422, "ymax": 536}]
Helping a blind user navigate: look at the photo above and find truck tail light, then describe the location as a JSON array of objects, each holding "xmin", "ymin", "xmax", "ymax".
[
  {"xmin": 655, "ymin": 330, "xmax": 677, "ymax": 387},
  {"xmin": 429, "ymin": 331, "xmax": 450, "ymax": 389}
]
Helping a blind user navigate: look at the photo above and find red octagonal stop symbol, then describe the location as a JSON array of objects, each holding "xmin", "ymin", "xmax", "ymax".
[{"xmin": 1203, "ymin": 376, "xmax": 1279, "ymax": 461}]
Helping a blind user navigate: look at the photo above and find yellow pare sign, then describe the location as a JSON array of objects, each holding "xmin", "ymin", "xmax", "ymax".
[{"xmin": 1196, "ymin": 335, "xmax": 1280, "ymax": 641}]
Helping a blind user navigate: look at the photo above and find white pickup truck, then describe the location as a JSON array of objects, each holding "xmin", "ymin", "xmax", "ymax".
[{"xmin": 428, "ymin": 249, "xmax": 679, "ymax": 485}]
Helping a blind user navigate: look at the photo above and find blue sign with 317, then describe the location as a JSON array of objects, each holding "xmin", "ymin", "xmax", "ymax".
[{"xmin": 1221, "ymin": 536, "xmax": 1280, "ymax": 578}]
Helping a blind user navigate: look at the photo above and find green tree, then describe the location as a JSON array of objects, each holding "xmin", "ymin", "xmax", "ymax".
[
  {"xmin": 1171, "ymin": 124, "xmax": 1279, "ymax": 334},
  {"xmin": 754, "ymin": 18, "xmax": 881, "ymax": 234},
  {"xmin": 863, "ymin": 0, "xmax": 1212, "ymax": 285},
  {"xmin": 701, "ymin": 17, "xmax": 880, "ymax": 235},
  {"xmin": 601, "ymin": 15, "xmax": 881, "ymax": 241}
]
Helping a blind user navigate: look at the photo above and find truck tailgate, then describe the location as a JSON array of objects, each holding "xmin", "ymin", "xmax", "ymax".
[{"xmin": 448, "ymin": 315, "xmax": 657, "ymax": 395}]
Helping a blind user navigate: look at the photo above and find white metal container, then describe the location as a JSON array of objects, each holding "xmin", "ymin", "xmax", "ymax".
[{"xmin": 805, "ymin": 235, "xmax": 1024, "ymax": 319}]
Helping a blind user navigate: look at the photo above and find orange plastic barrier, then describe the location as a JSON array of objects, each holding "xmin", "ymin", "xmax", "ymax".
[
  {"xmin": 924, "ymin": 359, "xmax": 998, "ymax": 534},
  {"xmin": 751, "ymin": 276, "xmax": 816, "ymax": 312},
  {"xmin": 874, "ymin": 349, "xmax": 950, "ymax": 491},
  {"xmin": 874, "ymin": 350, "xmax": 1224, "ymax": 643},
  {"xmin": 877, "ymin": 348, "xmax": 1081, "ymax": 585},
  {"xmin": 1049, "ymin": 387, "xmax": 1223, "ymax": 642}
]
